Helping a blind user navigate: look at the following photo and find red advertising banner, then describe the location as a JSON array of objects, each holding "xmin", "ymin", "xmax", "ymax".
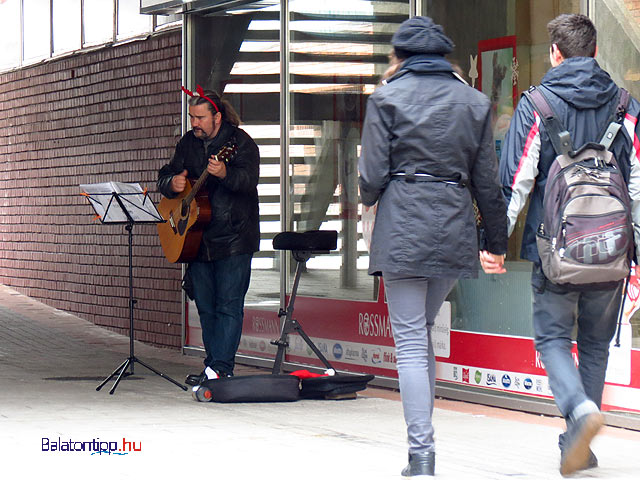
[{"xmin": 186, "ymin": 280, "xmax": 640, "ymax": 414}]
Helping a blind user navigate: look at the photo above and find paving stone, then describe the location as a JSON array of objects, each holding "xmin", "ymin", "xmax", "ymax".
[{"xmin": 0, "ymin": 283, "xmax": 638, "ymax": 479}]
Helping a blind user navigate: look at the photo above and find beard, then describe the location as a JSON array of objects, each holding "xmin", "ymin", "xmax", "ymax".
[{"xmin": 193, "ymin": 128, "xmax": 208, "ymax": 139}]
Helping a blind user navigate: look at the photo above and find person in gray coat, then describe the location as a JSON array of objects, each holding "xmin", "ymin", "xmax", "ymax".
[{"xmin": 358, "ymin": 16, "xmax": 508, "ymax": 478}]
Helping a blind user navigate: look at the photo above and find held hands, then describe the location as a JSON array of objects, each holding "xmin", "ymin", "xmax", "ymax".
[
  {"xmin": 170, "ymin": 169, "xmax": 188, "ymax": 193},
  {"xmin": 207, "ymin": 154, "xmax": 227, "ymax": 179},
  {"xmin": 479, "ymin": 250, "xmax": 506, "ymax": 274}
]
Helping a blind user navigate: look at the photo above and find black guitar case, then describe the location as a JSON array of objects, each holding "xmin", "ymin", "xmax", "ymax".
[
  {"xmin": 192, "ymin": 374, "xmax": 300, "ymax": 403},
  {"xmin": 299, "ymin": 374, "xmax": 375, "ymax": 400}
]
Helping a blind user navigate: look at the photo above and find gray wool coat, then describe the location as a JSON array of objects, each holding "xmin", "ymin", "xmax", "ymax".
[{"xmin": 359, "ymin": 54, "xmax": 507, "ymax": 278}]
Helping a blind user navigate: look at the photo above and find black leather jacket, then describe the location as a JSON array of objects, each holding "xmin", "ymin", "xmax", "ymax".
[{"xmin": 158, "ymin": 122, "xmax": 260, "ymax": 261}]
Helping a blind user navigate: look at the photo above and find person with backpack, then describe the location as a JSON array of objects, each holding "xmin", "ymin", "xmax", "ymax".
[
  {"xmin": 359, "ymin": 16, "xmax": 507, "ymax": 478},
  {"xmin": 493, "ymin": 13, "xmax": 640, "ymax": 476}
]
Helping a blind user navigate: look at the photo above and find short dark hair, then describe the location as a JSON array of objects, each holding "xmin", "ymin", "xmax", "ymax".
[
  {"xmin": 187, "ymin": 89, "xmax": 241, "ymax": 126},
  {"xmin": 547, "ymin": 14, "xmax": 596, "ymax": 59}
]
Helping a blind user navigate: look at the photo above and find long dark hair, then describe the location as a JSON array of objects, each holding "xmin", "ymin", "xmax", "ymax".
[{"xmin": 188, "ymin": 90, "xmax": 241, "ymax": 126}]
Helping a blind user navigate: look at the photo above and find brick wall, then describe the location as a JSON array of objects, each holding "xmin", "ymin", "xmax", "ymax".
[{"xmin": 0, "ymin": 29, "xmax": 184, "ymax": 348}]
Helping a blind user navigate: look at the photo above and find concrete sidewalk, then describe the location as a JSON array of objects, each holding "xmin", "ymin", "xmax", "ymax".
[{"xmin": 0, "ymin": 283, "xmax": 639, "ymax": 480}]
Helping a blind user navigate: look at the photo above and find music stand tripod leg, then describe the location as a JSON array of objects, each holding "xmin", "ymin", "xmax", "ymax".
[
  {"xmin": 108, "ymin": 358, "xmax": 134, "ymax": 395},
  {"xmin": 133, "ymin": 356, "xmax": 188, "ymax": 391},
  {"xmin": 96, "ymin": 357, "xmax": 131, "ymax": 392},
  {"xmin": 95, "ymin": 210, "xmax": 187, "ymax": 393}
]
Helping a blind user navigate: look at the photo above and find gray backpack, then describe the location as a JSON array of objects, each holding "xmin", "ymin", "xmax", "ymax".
[{"xmin": 526, "ymin": 86, "xmax": 633, "ymax": 286}]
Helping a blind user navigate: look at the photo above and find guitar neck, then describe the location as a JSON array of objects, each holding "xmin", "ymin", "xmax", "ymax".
[
  {"xmin": 184, "ymin": 168, "xmax": 210, "ymax": 203},
  {"xmin": 183, "ymin": 144, "xmax": 234, "ymax": 202}
]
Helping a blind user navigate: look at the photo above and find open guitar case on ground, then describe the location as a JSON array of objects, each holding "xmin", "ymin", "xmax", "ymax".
[
  {"xmin": 190, "ymin": 230, "xmax": 375, "ymax": 404},
  {"xmin": 192, "ymin": 372, "xmax": 375, "ymax": 403},
  {"xmin": 193, "ymin": 374, "xmax": 300, "ymax": 403},
  {"xmin": 299, "ymin": 373, "xmax": 375, "ymax": 400}
]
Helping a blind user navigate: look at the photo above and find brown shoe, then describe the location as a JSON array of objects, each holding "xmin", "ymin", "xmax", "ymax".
[
  {"xmin": 559, "ymin": 412, "xmax": 604, "ymax": 476},
  {"xmin": 559, "ymin": 431, "xmax": 598, "ymax": 470}
]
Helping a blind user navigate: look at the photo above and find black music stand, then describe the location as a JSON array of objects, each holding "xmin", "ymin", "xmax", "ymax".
[{"xmin": 80, "ymin": 182, "xmax": 187, "ymax": 394}]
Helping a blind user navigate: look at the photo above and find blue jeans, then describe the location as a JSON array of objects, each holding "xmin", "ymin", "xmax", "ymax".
[
  {"xmin": 188, "ymin": 254, "xmax": 252, "ymax": 375},
  {"xmin": 383, "ymin": 272, "xmax": 457, "ymax": 454},
  {"xmin": 531, "ymin": 264, "xmax": 622, "ymax": 418}
]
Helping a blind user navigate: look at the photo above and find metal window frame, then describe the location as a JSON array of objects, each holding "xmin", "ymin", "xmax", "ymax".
[
  {"xmin": 80, "ymin": 0, "xmax": 85, "ymax": 46},
  {"xmin": 410, "ymin": 0, "xmax": 421, "ymax": 17},
  {"xmin": 277, "ymin": 0, "xmax": 418, "ymax": 304},
  {"xmin": 180, "ymin": 14, "xmax": 189, "ymax": 354},
  {"xmin": 279, "ymin": 0, "xmax": 290, "ymax": 312},
  {"xmin": 19, "ymin": 0, "xmax": 24, "ymax": 66},
  {"xmin": 48, "ymin": 0, "xmax": 53, "ymax": 57},
  {"xmin": 79, "ymin": 0, "xmax": 117, "ymax": 48},
  {"xmin": 20, "ymin": 0, "xmax": 55, "ymax": 64},
  {"xmin": 114, "ymin": 0, "xmax": 118, "ymax": 42}
]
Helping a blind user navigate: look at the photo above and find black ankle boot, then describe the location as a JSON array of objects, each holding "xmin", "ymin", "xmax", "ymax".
[{"xmin": 401, "ymin": 451, "xmax": 435, "ymax": 478}]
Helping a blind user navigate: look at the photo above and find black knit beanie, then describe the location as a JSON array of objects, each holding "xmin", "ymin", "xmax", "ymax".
[{"xmin": 391, "ymin": 16, "xmax": 454, "ymax": 55}]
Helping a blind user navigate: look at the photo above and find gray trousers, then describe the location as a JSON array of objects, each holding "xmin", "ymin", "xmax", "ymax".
[
  {"xmin": 383, "ymin": 272, "xmax": 457, "ymax": 454},
  {"xmin": 531, "ymin": 264, "xmax": 622, "ymax": 419}
]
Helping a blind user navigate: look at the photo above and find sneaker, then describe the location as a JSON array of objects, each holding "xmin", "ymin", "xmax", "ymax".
[
  {"xmin": 559, "ymin": 412, "xmax": 604, "ymax": 476},
  {"xmin": 213, "ymin": 368, "xmax": 233, "ymax": 378},
  {"xmin": 185, "ymin": 366, "xmax": 223, "ymax": 386},
  {"xmin": 401, "ymin": 451, "xmax": 435, "ymax": 478},
  {"xmin": 559, "ymin": 432, "xmax": 598, "ymax": 470}
]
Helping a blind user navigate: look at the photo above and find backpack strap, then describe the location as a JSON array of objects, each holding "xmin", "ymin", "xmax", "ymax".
[
  {"xmin": 600, "ymin": 88, "xmax": 630, "ymax": 150},
  {"xmin": 523, "ymin": 86, "xmax": 573, "ymax": 156}
]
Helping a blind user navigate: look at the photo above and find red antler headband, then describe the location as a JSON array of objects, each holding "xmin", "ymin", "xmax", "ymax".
[{"xmin": 181, "ymin": 85, "xmax": 220, "ymax": 113}]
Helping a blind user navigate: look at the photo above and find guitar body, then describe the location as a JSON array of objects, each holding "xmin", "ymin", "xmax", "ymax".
[{"xmin": 157, "ymin": 181, "xmax": 212, "ymax": 263}]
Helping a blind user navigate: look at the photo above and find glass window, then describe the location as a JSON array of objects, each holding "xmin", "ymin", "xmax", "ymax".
[
  {"xmin": 155, "ymin": 14, "xmax": 181, "ymax": 29},
  {"xmin": 592, "ymin": 1, "xmax": 640, "ymax": 349},
  {"xmin": 0, "ymin": 0, "xmax": 21, "ymax": 70},
  {"xmin": 117, "ymin": 0, "xmax": 151, "ymax": 39},
  {"xmin": 23, "ymin": 0, "xmax": 51, "ymax": 62},
  {"xmin": 53, "ymin": 0, "xmax": 81, "ymax": 54},
  {"xmin": 288, "ymin": 0, "xmax": 410, "ymax": 301},
  {"xmin": 186, "ymin": 0, "xmax": 282, "ymax": 311},
  {"xmin": 83, "ymin": 0, "xmax": 114, "ymax": 46},
  {"xmin": 592, "ymin": 3, "xmax": 640, "ymax": 111},
  {"xmin": 420, "ymin": 0, "xmax": 581, "ymax": 337}
]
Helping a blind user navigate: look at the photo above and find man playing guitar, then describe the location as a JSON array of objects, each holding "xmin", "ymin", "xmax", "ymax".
[{"xmin": 157, "ymin": 86, "xmax": 260, "ymax": 385}]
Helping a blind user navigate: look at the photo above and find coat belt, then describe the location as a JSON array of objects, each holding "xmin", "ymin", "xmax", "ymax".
[{"xmin": 390, "ymin": 171, "xmax": 468, "ymax": 187}]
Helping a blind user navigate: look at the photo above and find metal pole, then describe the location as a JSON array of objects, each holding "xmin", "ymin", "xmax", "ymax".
[
  {"xmin": 279, "ymin": 0, "xmax": 291, "ymax": 312},
  {"xmin": 410, "ymin": 0, "xmax": 423, "ymax": 17},
  {"xmin": 127, "ymin": 222, "xmax": 135, "ymax": 374},
  {"xmin": 180, "ymin": 11, "xmax": 190, "ymax": 355}
]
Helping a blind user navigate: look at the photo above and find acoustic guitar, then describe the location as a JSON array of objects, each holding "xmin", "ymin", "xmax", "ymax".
[{"xmin": 157, "ymin": 143, "xmax": 237, "ymax": 263}]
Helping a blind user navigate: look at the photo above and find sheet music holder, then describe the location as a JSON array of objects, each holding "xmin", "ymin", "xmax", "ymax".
[
  {"xmin": 80, "ymin": 181, "xmax": 163, "ymax": 224},
  {"xmin": 80, "ymin": 181, "xmax": 186, "ymax": 394}
]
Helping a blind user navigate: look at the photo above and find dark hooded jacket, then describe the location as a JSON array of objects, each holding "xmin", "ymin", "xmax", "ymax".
[
  {"xmin": 359, "ymin": 54, "xmax": 508, "ymax": 277},
  {"xmin": 158, "ymin": 122, "xmax": 260, "ymax": 262},
  {"xmin": 500, "ymin": 57, "xmax": 640, "ymax": 264}
]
